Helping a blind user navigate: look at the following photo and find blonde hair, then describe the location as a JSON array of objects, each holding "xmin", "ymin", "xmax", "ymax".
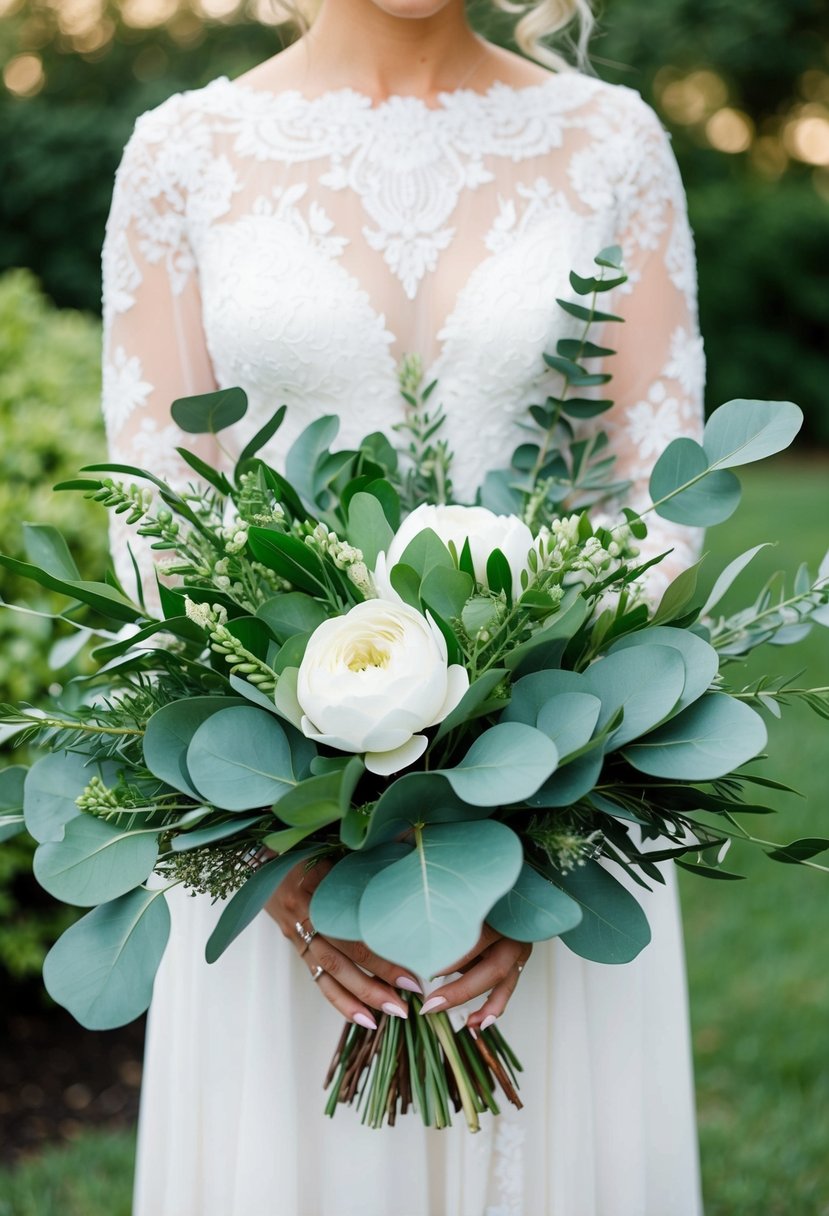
[
  {"xmin": 273, "ymin": 0, "xmax": 596, "ymax": 74},
  {"xmin": 497, "ymin": 0, "xmax": 596, "ymax": 73}
]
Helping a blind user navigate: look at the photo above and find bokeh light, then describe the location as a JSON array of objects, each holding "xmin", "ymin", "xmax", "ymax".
[
  {"xmin": 3, "ymin": 52, "xmax": 45, "ymax": 96},
  {"xmin": 705, "ymin": 107, "xmax": 754, "ymax": 155},
  {"xmin": 784, "ymin": 108, "xmax": 829, "ymax": 167},
  {"xmin": 657, "ymin": 68, "xmax": 729, "ymax": 125},
  {"xmin": 121, "ymin": 0, "xmax": 180, "ymax": 28}
]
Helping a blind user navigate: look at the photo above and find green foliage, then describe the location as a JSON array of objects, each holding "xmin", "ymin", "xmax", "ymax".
[
  {"xmin": 359, "ymin": 820, "xmax": 523, "ymax": 978},
  {"xmin": 0, "ymin": 269, "xmax": 106, "ymax": 979},
  {"xmin": 43, "ymin": 886, "xmax": 170, "ymax": 1029}
]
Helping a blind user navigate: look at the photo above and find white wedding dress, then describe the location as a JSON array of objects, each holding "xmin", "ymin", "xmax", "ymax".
[{"xmin": 101, "ymin": 67, "xmax": 706, "ymax": 1216}]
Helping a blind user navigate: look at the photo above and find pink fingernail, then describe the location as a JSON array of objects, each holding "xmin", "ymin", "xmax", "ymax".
[
  {"xmin": 382, "ymin": 1001, "xmax": 408, "ymax": 1020},
  {"xmin": 353, "ymin": 1012, "xmax": 377, "ymax": 1031},
  {"xmin": 419, "ymin": 995, "xmax": 447, "ymax": 1015},
  {"xmin": 480, "ymin": 1014, "xmax": 497, "ymax": 1031},
  {"xmin": 468, "ymin": 1026, "xmax": 478, "ymax": 1040},
  {"xmin": 396, "ymin": 976, "xmax": 423, "ymax": 993}
]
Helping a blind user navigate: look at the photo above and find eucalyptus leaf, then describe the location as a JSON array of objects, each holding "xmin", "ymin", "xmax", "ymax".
[
  {"xmin": 535, "ymin": 692, "xmax": 602, "ymax": 760},
  {"xmin": 23, "ymin": 751, "xmax": 93, "ymax": 842},
  {"xmin": 0, "ymin": 765, "xmax": 26, "ymax": 815},
  {"xmin": 143, "ymin": 696, "xmax": 246, "ymax": 799},
  {"xmin": 581, "ymin": 645, "xmax": 686, "ymax": 747},
  {"xmin": 347, "ymin": 492, "xmax": 394, "ymax": 568},
  {"xmin": 502, "ymin": 669, "xmax": 582, "ymax": 726},
  {"xmin": 439, "ymin": 722, "xmax": 558, "ymax": 807},
  {"xmin": 187, "ymin": 706, "xmax": 298, "ymax": 811},
  {"xmin": 488, "ymin": 862, "xmax": 583, "ymax": 941},
  {"xmin": 171, "ymin": 387, "xmax": 248, "ymax": 434},
  {"xmin": 528, "ymin": 749, "xmax": 604, "ymax": 808},
  {"xmin": 607, "ymin": 626, "xmax": 719, "ymax": 712},
  {"xmin": 553, "ymin": 860, "xmax": 652, "ymax": 964},
  {"xmin": 623, "ymin": 693, "xmax": 767, "ymax": 780},
  {"xmin": 360, "ymin": 820, "xmax": 523, "ymax": 978},
  {"xmin": 702, "ymin": 399, "xmax": 803, "ymax": 468},
  {"xmin": 649, "ymin": 438, "xmax": 741, "ymax": 527},
  {"xmin": 310, "ymin": 843, "xmax": 412, "ymax": 940},
  {"xmin": 34, "ymin": 816, "xmax": 159, "ymax": 906},
  {"xmin": 43, "ymin": 887, "xmax": 170, "ymax": 1030},
  {"xmin": 361, "ymin": 772, "xmax": 487, "ymax": 849},
  {"xmin": 420, "ymin": 566, "xmax": 474, "ymax": 620}
]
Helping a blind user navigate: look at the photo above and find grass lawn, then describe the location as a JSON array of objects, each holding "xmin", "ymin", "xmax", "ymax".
[
  {"xmin": 683, "ymin": 460, "xmax": 829, "ymax": 1216},
  {"xmin": 0, "ymin": 462, "xmax": 826, "ymax": 1215},
  {"xmin": 0, "ymin": 1129, "xmax": 134, "ymax": 1216}
]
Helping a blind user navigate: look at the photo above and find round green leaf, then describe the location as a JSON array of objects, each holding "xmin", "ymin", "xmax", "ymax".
[
  {"xmin": 361, "ymin": 772, "xmax": 486, "ymax": 849},
  {"xmin": 23, "ymin": 751, "xmax": 91, "ymax": 843},
  {"xmin": 42, "ymin": 887, "xmax": 171, "ymax": 1030},
  {"xmin": 554, "ymin": 860, "xmax": 652, "ymax": 964},
  {"xmin": 703, "ymin": 399, "xmax": 803, "ymax": 469},
  {"xmin": 34, "ymin": 816, "xmax": 159, "ymax": 906},
  {"xmin": 536, "ymin": 692, "xmax": 601, "ymax": 759},
  {"xmin": 649, "ymin": 437, "xmax": 741, "ymax": 526},
  {"xmin": 623, "ymin": 693, "xmax": 768, "ymax": 780},
  {"xmin": 607, "ymin": 627, "xmax": 719, "ymax": 712},
  {"xmin": 581, "ymin": 645, "xmax": 687, "ymax": 747},
  {"xmin": 187, "ymin": 706, "xmax": 297, "ymax": 811},
  {"xmin": 440, "ymin": 722, "xmax": 558, "ymax": 807},
  {"xmin": 359, "ymin": 820, "xmax": 523, "ymax": 979},
  {"xmin": 310, "ymin": 844, "xmax": 412, "ymax": 940},
  {"xmin": 528, "ymin": 750, "xmax": 604, "ymax": 808},
  {"xmin": 171, "ymin": 386, "xmax": 248, "ymax": 434},
  {"xmin": 143, "ymin": 696, "xmax": 246, "ymax": 799},
  {"xmin": 256, "ymin": 593, "xmax": 328, "ymax": 643},
  {"xmin": 488, "ymin": 862, "xmax": 583, "ymax": 941},
  {"xmin": 502, "ymin": 670, "xmax": 581, "ymax": 726}
]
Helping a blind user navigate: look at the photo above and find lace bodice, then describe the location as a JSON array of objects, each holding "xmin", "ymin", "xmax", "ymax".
[{"xmin": 102, "ymin": 70, "xmax": 705, "ymax": 606}]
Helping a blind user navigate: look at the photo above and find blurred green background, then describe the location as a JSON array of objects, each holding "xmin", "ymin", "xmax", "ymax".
[{"xmin": 0, "ymin": 2, "xmax": 827, "ymax": 1213}]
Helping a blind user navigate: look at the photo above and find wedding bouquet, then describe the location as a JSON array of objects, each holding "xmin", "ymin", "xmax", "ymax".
[{"xmin": 2, "ymin": 248, "xmax": 827, "ymax": 1132}]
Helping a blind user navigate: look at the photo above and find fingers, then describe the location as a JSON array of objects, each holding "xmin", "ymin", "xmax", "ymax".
[
  {"xmin": 332, "ymin": 937, "xmax": 423, "ymax": 996},
  {"xmin": 307, "ymin": 937, "xmax": 410, "ymax": 1019},
  {"xmin": 420, "ymin": 940, "xmax": 532, "ymax": 1017}
]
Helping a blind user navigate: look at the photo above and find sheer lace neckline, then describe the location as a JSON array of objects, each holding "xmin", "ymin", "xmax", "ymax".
[{"xmin": 214, "ymin": 71, "xmax": 569, "ymax": 116}]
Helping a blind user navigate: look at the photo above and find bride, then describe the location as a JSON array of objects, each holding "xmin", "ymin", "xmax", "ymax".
[{"xmin": 101, "ymin": 0, "xmax": 706, "ymax": 1211}]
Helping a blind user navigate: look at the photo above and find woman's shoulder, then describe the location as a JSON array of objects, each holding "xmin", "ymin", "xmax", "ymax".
[{"xmin": 126, "ymin": 75, "xmax": 237, "ymax": 150}]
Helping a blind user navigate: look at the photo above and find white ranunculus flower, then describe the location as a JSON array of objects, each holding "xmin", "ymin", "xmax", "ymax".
[
  {"xmin": 296, "ymin": 599, "xmax": 469, "ymax": 776},
  {"xmin": 375, "ymin": 503, "xmax": 534, "ymax": 601}
]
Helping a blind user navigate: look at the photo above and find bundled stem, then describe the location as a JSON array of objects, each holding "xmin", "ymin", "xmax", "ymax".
[{"xmin": 323, "ymin": 993, "xmax": 522, "ymax": 1131}]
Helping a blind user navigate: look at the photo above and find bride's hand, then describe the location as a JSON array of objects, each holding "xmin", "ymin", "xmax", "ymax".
[
  {"xmin": 265, "ymin": 856, "xmax": 422, "ymax": 1029},
  {"xmin": 419, "ymin": 927, "xmax": 532, "ymax": 1031}
]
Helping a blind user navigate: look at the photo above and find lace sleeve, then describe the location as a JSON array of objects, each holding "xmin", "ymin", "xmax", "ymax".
[
  {"xmin": 101, "ymin": 96, "xmax": 219, "ymax": 613},
  {"xmin": 596, "ymin": 96, "xmax": 707, "ymax": 601}
]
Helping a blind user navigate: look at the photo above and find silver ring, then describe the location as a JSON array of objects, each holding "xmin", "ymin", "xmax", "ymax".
[
  {"xmin": 517, "ymin": 963, "xmax": 524, "ymax": 974},
  {"xmin": 294, "ymin": 920, "xmax": 316, "ymax": 948},
  {"xmin": 310, "ymin": 964, "xmax": 324, "ymax": 982}
]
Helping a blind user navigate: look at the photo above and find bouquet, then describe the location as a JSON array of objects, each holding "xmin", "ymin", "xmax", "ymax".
[{"xmin": 2, "ymin": 247, "xmax": 827, "ymax": 1132}]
